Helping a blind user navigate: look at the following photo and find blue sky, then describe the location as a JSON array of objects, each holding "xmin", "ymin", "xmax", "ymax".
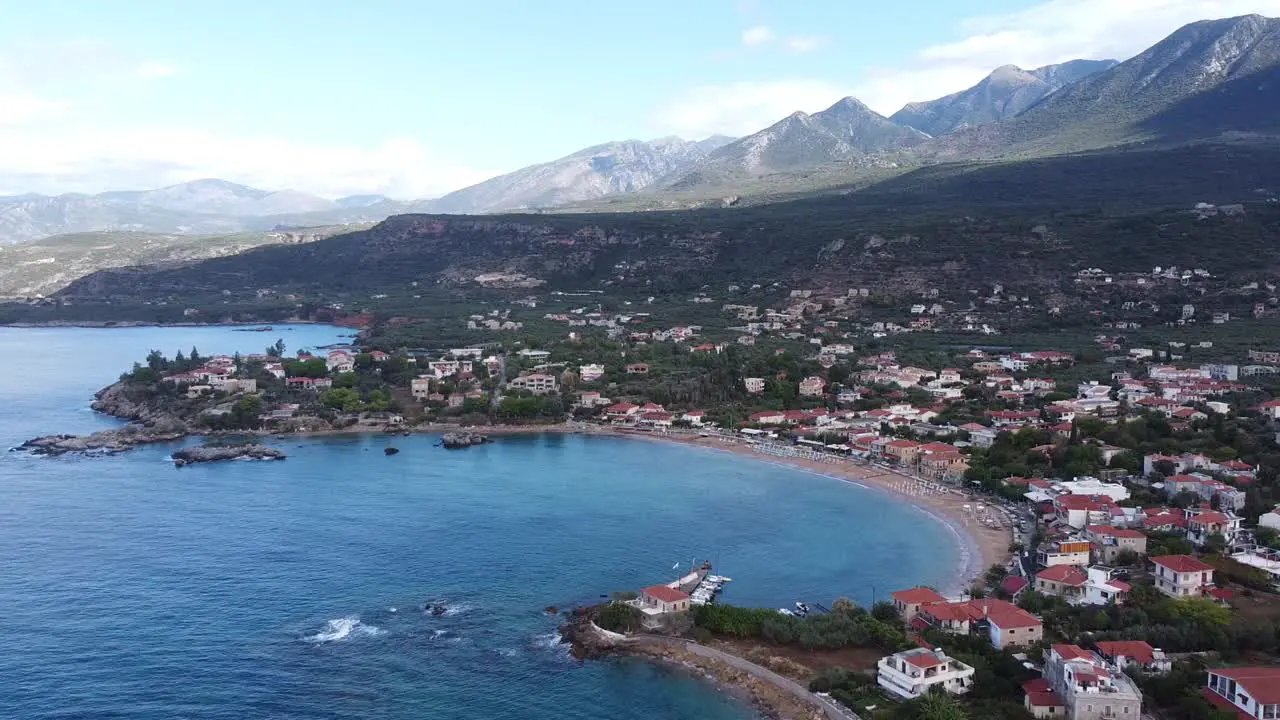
[{"xmin": 0, "ymin": 0, "xmax": 1277, "ymax": 197}]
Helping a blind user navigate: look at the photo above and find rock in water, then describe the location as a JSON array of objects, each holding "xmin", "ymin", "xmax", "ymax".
[
  {"xmin": 441, "ymin": 432, "xmax": 490, "ymax": 449},
  {"xmin": 384, "ymin": 447, "xmax": 400, "ymax": 455},
  {"xmin": 171, "ymin": 444, "xmax": 287, "ymax": 467},
  {"xmin": 18, "ymin": 427, "xmax": 186, "ymax": 456}
]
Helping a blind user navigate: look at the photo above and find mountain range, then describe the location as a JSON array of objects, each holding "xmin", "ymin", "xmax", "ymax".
[
  {"xmin": 889, "ymin": 59, "xmax": 1119, "ymax": 136},
  {"xmin": 4, "ymin": 13, "xmax": 1280, "ymax": 247}
]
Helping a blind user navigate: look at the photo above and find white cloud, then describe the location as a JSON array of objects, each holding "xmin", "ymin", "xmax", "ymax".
[
  {"xmin": 0, "ymin": 124, "xmax": 500, "ymax": 198},
  {"xmin": 654, "ymin": 79, "xmax": 843, "ymax": 138},
  {"xmin": 741, "ymin": 25, "xmax": 775, "ymax": 48},
  {"xmin": 0, "ymin": 42, "xmax": 499, "ymax": 198},
  {"xmin": 785, "ymin": 36, "xmax": 827, "ymax": 53}
]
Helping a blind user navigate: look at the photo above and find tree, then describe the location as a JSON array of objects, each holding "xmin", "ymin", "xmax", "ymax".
[
  {"xmin": 266, "ymin": 338, "xmax": 286, "ymax": 357},
  {"xmin": 1169, "ymin": 597, "xmax": 1231, "ymax": 628},
  {"xmin": 899, "ymin": 691, "xmax": 970, "ymax": 720},
  {"xmin": 321, "ymin": 388, "xmax": 363, "ymax": 412}
]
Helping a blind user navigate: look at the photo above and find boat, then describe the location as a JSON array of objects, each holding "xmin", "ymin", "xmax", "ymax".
[
  {"xmin": 384, "ymin": 447, "xmax": 400, "ymax": 456},
  {"xmin": 777, "ymin": 608, "xmax": 795, "ymax": 616},
  {"xmin": 795, "ymin": 602, "xmax": 810, "ymax": 616}
]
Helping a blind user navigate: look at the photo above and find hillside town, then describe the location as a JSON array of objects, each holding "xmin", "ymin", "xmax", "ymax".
[{"xmin": 116, "ymin": 316, "xmax": 1280, "ymax": 720}]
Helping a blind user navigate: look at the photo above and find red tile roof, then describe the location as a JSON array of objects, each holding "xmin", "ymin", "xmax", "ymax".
[
  {"xmin": 920, "ymin": 601, "xmax": 978, "ymax": 623},
  {"xmin": 1094, "ymin": 640, "xmax": 1156, "ymax": 665},
  {"xmin": 642, "ymin": 585, "xmax": 690, "ymax": 603},
  {"xmin": 1209, "ymin": 667, "xmax": 1280, "ymax": 705},
  {"xmin": 904, "ymin": 651, "xmax": 947, "ymax": 669},
  {"xmin": 1037, "ymin": 566, "xmax": 1089, "ymax": 585},
  {"xmin": 1000, "ymin": 576, "xmax": 1029, "ymax": 595},
  {"xmin": 892, "ymin": 587, "xmax": 947, "ymax": 605},
  {"xmin": 970, "ymin": 598, "xmax": 1041, "ymax": 629},
  {"xmin": 1054, "ymin": 494, "xmax": 1113, "ymax": 511},
  {"xmin": 1152, "ymin": 554, "xmax": 1215, "ymax": 573},
  {"xmin": 1052, "ymin": 644, "xmax": 1096, "ymax": 662},
  {"xmin": 1087, "ymin": 524, "xmax": 1146, "ymax": 539},
  {"xmin": 1022, "ymin": 679, "xmax": 1065, "ymax": 708}
]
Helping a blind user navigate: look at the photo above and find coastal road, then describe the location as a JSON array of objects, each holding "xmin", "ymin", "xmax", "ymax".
[{"xmin": 634, "ymin": 636, "xmax": 861, "ymax": 720}]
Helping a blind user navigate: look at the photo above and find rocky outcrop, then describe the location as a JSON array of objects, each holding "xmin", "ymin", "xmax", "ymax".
[
  {"xmin": 441, "ymin": 431, "xmax": 490, "ymax": 449},
  {"xmin": 16, "ymin": 427, "xmax": 186, "ymax": 456},
  {"xmin": 171, "ymin": 444, "xmax": 286, "ymax": 467},
  {"xmin": 91, "ymin": 381, "xmax": 188, "ymax": 432}
]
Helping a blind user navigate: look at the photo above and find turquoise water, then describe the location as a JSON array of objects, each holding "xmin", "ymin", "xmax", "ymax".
[{"xmin": 0, "ymin": 325, "xmax": 960, "ymax": 719}]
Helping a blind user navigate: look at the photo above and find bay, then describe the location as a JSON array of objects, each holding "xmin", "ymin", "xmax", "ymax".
[{"xmin": 0, "ymin": 325, "xmax": 960, "ymax": 719}]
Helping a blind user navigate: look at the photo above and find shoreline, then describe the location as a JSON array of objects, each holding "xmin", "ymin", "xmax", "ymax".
[
  {"xmin": 278, "ymin": 422, "xmax": 1005, "ymax": 592},
  {"xmin": 603, "ymin": 428, "xmax": 1004, "ymax": 595},
  {"xmin": 52, "ymin": 403, "xmax": 1007, "ymax": 593}
]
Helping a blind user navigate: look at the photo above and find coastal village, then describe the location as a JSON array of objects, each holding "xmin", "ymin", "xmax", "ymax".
[{"xmin": 69, "ymin": 270, "xmax": 1280, "ymax": 720}]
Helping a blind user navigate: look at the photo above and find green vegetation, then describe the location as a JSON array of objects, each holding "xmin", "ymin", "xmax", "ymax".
[
  {"xmin": 692, "ymin": 603, "xmax": 908, "ymax": 652},
  {"xmin": 595, "ymin": 603, "xmax": 643, "ymax": 634}
]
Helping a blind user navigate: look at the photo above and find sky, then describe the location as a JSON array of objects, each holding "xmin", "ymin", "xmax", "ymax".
[{"xmin": 1, "ymin": 0, "xmax": 1278, "ymax": 199}]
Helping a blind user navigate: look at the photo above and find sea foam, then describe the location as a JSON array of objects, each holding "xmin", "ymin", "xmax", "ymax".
[{"xmin": 305, "ymin": 616, "xmax": 384, "ymax": 644}]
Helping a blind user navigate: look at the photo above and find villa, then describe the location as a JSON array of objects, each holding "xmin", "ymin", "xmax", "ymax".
[{"xmin": 876, "ymin": 647, "xmax": 974, "ymax": 700}]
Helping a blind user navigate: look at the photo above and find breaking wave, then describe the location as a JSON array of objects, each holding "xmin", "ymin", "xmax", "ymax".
[{"xmin": 305, "ymin": 616, "xmax": 385, "ymax": 644}]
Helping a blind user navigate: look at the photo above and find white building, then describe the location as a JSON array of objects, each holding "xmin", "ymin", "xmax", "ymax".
[
  {"xmin": 411, "ymin": 376, "xmax": 433, "ymax": 400},
  {"xmin": 877, "ymin": 648, "xmax": 974, "ymax": 700},
  {"xmin": 1057, "ymin": 478, "xmax": 1130, "ymax": 502},
  {"xmin": 579, "ymin": 364, "xmax": 606, "ymax": 383},
  {"xmin": 744, "ymin": 377, "xmax": 765, "ymax": 394},
  {"xmin": 1151, "ymin": 555, "xmax": 1215, "ymax": 598},
  {"xmin": 1230, "ymin": 547, "xmax": 1280, "ymax": 590},
  {"xmin": 1206, "ymin": 667, "xmax": 1280, "ymax": 718},
  {"xmin": 508, "ymin": 373, "xmax": 559, "ymax": 395}
]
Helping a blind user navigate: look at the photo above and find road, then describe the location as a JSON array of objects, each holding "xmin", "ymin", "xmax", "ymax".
[{"xmin": 633, "ymin": 635, "xmax": 861, "ymax": 720}]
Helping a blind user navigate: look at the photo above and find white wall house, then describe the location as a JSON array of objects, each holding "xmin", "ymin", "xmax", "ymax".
[
  {"xmin": 877, "ymin": 648, "xmax": 974, "ymax": 700},
  {"xmin": 1205, "ymin": 667, "xmax": 1280, "ymax": 719}
]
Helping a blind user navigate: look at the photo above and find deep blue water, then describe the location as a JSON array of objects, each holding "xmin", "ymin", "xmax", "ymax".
[{"xmin": 0, "ymin": 325, "xmax": 960, "ymax": 719}]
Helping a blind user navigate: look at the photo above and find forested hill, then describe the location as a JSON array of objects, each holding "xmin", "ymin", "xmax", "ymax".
[{"xmin": 55, "ymin": 142, "xmax": 1280, "ymax": 304}]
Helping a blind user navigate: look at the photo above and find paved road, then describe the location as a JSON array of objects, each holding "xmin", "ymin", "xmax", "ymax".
[{"xmin": 634, "ymin": 636, "xmax": 860, "ymax": 720}]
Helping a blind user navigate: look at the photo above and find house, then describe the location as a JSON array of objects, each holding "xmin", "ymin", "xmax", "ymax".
[
  {"xmin": 1258, "ymin": 504, "xmax": 1280, "ymax": 531},
  {"xmin": 1035, "ymin": 565, "xmax": 1088, "ymax": 603},
  {"xmin": 1151, "ymin": 555, "xmax": 1215, "ymax": 598},
  {"xmin": 876, "ymin": 647, "xmax": 975, "ymax": 700},
  {"xmin": 682, "ymin": 410, "xmax": 707, "ymax": 426},
  {"xmin": 1204, "ymin": 667, "xmax": 1280, "ymax": 719},
  {"xmin": 579, "ymin": 391, "xmax": 606, "ymax": 408},
  {"xmin": 799, "ymin": 376, "xmax": 826, "ymax": 397},
  {"xmin": 744, "ymin": 377, "xmax": 766, "ymax": 394},
  {"xmin": 606, "ymin": 402, "xmax": 639, "ymax": 420},
  {"xmin": 447, "ymin": 393, "xmax": 466, "ymax": 408},
  {"xmin": 1043, "ymin": 644, "xmax": 1143, "ymax": 720},
  {"xmin": 1083, "ymin": 566, "xmax": 1131, "ymax": 606},
  {"xmin": 508, "ymin": 373, "xmax": 559, "ymax": 395},
  {"xmin": 629, "ymin": 585, "xmax": 691, "ymax": 629},
  {"xmin": 891, "ymin": 587, "xmax": 947, "ymax": 623},
  {"xmin": 749, "ymin": 410, "xmax": 786, "ymax": 426},
  {"xmin": 411, "ymin": 376, "xmax": 433, "ymax": 400},
  {"xmin": 1186, "ymin": 508, "xmax": 1242, "ymax": 548},
  {"xmin": 1085, "ymin": 525, "xmax": 1148, "ymax": 564},
  {"xmin": 625, "ymin": 363, "xmax": 649, "ymax": 375},
  {"xmin": 1094, "ymin": 641, "xmax": 1171, "ymax": 675},
  {"xmin": 186, "ymin": 384, "xmax": 213, "ymax": 398},
  {"xmin": 883, "ymin": 439, "xmax": 922, "ymax": 466},
  {"xmin": 579, "ymin": 364, "xmax": 606, "ymax": 383},
  {"xmin": 973, "ymin": 598, "xmax": 1043, "ymax": 649},
  {"xmin": 915, "ymin": 598, "xmax": 1043, "ymax": 650},
  {"xmin": 1228, "ymin": 547, "xmax": 1280, "ymax": 590},
  {"xmin": 1022, "ymin": 678, "xmax": 1066, "ymax": 719},
  {"xmin": 1037, "ymin": 537, "xmax": 1093, "ymax": 567},
  {"xmin": 1053, "ymin": 495, "xmax": 1115, "ymax": 530}
]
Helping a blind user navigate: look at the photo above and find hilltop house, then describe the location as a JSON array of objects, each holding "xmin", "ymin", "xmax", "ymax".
[{"xmin": 1151, "ymin": 555, "xmax": 1215, "ymax": 599}]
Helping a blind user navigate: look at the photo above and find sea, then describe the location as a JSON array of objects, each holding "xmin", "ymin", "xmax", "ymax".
[{"xmin": 0, "ymin": 324, "xmax": 961, "ymax": 719}]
